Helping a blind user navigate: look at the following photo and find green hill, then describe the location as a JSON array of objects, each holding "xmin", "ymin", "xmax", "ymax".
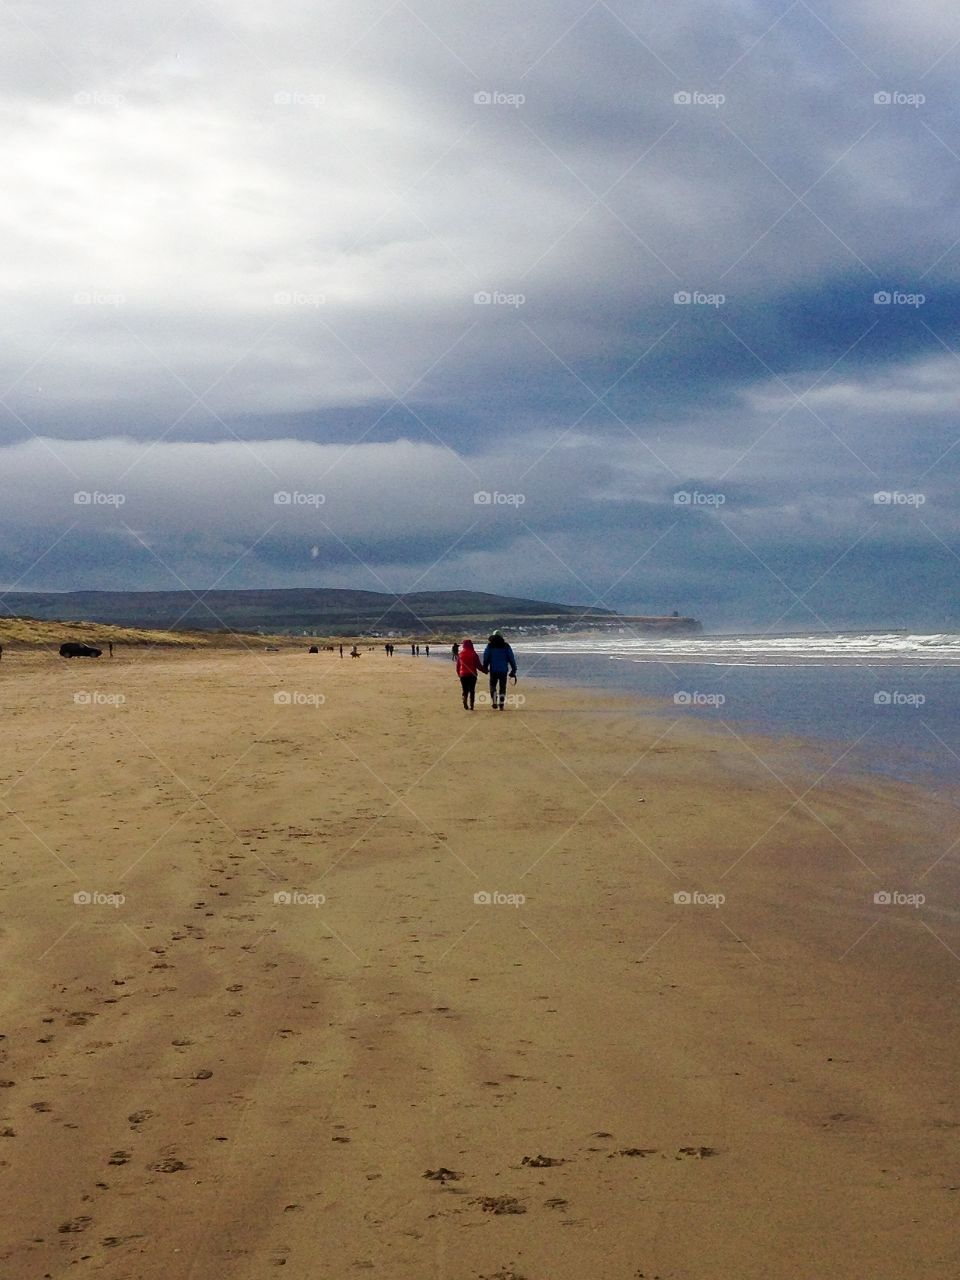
[{"xmin": 0, "ymin": 588, "xmax": 623, "ymax": 636}]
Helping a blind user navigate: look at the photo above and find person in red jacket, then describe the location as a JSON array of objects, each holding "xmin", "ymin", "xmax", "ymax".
[{"xmin": 455, "ymin": 638, "xmax": 482, "ymax": 710}]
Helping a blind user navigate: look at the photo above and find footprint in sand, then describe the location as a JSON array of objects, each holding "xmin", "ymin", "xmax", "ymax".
[
  {"xmin": 58, "ymin": 1216, "xmax": 93, "ymax": 1233},
  {"xmin": 471, "ymin": 1195, "xmax": 526, "ymax": 1215},
  {"xmin": 84, "ymin": 1040, "xmax": 114, "ymax": 1054},
  {"xmin": 149, "ymin": 1157, "xmax": 189, "ymax": 1173}
]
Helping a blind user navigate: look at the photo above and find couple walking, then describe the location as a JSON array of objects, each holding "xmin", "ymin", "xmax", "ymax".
[{"xmin": 455, "ymin": 630, "xmax": 518, "ymax": 711}]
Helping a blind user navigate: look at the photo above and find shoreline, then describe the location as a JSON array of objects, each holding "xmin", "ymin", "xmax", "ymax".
[
  {"xmin": 492, "ymin": 666, "xmax": 957, "ymax": 808},
  {"xmin": 0, "ymin": 650, "xmax": 957, "ymax": 1278},
  {"xmin": 506, "ymin": 648, "xmax": 960, "ymax": 798}
]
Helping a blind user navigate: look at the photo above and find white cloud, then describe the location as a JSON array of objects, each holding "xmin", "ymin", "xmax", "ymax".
[{"xmin": 746, "ymin": 355, "xmax": 960, "ymax": 416}]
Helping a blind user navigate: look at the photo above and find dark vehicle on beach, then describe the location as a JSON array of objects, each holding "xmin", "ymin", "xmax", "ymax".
[{"xmin": 59, "ymin": 642, "xmax": 102, "ymax": 658}]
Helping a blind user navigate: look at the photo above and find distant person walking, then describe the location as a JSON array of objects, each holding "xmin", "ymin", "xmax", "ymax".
[
  {"xmin": 339, "ymin": 644, "xmax": 344, "ymax": 658},
  {"xmin": 455, "ymin": 639, "xmax": 482, "ymax": 710},
  {"xmin": 481, "ymin": 629, "xmax": 517, "ymax": 711},
  {"xmin": 108, "ymin": 641, "xmax": 113, "ymax": 657},
  {"xmin": 425, "ymin": 644, "xmax": 430, "ymax": 656},
  {"xmin": 451, "ymin": 642, "xmax": 459, "ymax": 663}
]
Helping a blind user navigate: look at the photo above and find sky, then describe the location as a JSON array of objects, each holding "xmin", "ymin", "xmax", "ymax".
[{"xmin": 1, "ymin": 0, "xmax": 959, "ymax": 629}]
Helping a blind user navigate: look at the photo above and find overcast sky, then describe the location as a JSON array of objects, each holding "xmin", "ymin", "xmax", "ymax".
[{"xmin": 2, "ymin": 0, "xmax": 959, "ymax": 628}]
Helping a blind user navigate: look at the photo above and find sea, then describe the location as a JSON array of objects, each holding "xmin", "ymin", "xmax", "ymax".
[{"xmin": 506, "ymin": 631, "xmax": 960, "ymax": 793}]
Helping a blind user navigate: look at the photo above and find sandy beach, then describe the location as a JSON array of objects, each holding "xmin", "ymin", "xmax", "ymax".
[{"xmin": 0, "ymin": 647, "xmax": 957, "ymax": 1279}]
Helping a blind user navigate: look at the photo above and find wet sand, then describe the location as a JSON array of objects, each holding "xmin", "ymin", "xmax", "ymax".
[{"xmin": 0, "ymin": 648, "xmax": 957, "ymax": 1279}]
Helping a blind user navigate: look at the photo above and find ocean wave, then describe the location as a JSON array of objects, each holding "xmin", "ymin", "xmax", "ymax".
[{"xmin": 514, "ymin": 632, "xmax": 960, "ymax": 665}]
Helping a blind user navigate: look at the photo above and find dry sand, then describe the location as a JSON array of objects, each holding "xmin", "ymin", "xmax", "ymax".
[{"xmin": 0, "ymin": 648, "xmax": 957, "ymax": 1279}]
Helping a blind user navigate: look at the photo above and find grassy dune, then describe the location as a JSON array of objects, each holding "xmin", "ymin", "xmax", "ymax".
[
  {"xmin": 0, "ymin": 617, "xmax": 459, "ymax": 651},
  {"xmin": 0, "ymin": 617, "xmax": 288, "ymax": 650}
]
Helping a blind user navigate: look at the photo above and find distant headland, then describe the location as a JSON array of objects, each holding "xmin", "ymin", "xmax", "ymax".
[{"xmin": 0, "ymin": 588, "xmax": 701, "ymax": 638}]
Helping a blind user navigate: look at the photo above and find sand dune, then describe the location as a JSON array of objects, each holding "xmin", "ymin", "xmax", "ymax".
[{"xmin": 0, "ymin": 649, "xmax": 957, "ymax": 1278}]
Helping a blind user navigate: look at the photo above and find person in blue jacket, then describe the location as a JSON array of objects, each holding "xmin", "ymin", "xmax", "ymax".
[{"xmin": 481, "ymin": 629, "xmax": 517, "ymax": 710}]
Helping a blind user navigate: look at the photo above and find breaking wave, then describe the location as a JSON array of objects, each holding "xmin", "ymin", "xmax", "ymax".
[{"xmin": 514, "ymin": 632, "xmax": 960, "ymax": 666}]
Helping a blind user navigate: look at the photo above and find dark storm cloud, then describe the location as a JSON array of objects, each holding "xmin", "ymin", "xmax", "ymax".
[{"xmin": 2, "ymin": 0, "xmax": 959, "ymax": 623}]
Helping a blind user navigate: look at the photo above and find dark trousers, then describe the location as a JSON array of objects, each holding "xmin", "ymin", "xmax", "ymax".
[
  {"xmin": 459, "ymin": 674, "xmax": 477, "ymax": 708},
  {"xmin": 489, "ymin": 672, "xmax": 507, "ymax": 709}
]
